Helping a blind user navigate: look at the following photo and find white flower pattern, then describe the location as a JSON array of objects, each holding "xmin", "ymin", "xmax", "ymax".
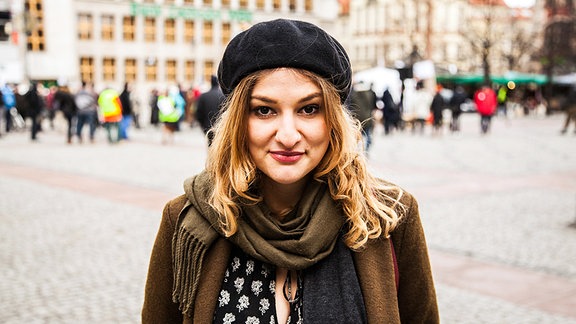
[
  {"xmin": 259, "ymin": 298, "xmax": 270, "ymax": 315},
  {"xmin": 251, "ymin": 280, "xmax": 263, "ymax": 296},
  {"xmin": 219, "ymin": 290, "xmax": 231, "ymax": 307},
  {"xmin": 237, "ymin": 295, "xmax": 250, "ymax": 312},
  {"xmin": 223, "ymin": 313, "xmax": 236, "ymax": 324},
  {"xmin": 234, "ymin": 277, "xmax": 245, "ymax": 293},
  {"xmin": 213, "ymin": 247, "xmax": 302, "ymax": 323}
]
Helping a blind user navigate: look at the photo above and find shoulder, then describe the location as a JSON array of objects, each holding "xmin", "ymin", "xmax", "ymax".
[
  {"xmin": 377, "ymin": 179, "xmax": 419, "ymax": 226},
  {"xmin": 162, "ymin": 194, "xmax": 189, "ymax": 225}
]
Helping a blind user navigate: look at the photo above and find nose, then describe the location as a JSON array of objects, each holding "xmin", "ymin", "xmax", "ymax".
[{"xmin": 275, "ymin": 115, "xmax": 302, "ymax": 148}]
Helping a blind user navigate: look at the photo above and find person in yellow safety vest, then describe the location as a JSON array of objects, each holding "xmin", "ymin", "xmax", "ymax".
[
  {"xmin": 157, "ymin": 87, "xmax": 184, "ymax": 144},
  {"xmin": 98, "ymin": 88, "xmax": 123, "ymax": 143},
  {"xmin": 497, "ymin": 85, "xmax": 508, "ymax": 116}
]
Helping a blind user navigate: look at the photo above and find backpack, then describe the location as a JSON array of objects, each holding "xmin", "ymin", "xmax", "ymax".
[
  {"xmin": 75, "ymin": 91, "xmax": 96, "ymax": 112},
  {"xmin": 1, "ymin": 88, "xmax": 16, "ymax": 109}
]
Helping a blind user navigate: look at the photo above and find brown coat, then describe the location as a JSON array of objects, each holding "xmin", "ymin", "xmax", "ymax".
[{"xmin": 142, "ymin": 191, "xmax": 439, "ymax": 324}]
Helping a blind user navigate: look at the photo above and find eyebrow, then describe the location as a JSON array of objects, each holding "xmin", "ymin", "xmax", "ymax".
[{"xmin": 250, "ymin": 92, "xmax": 322, "ymax": 104}]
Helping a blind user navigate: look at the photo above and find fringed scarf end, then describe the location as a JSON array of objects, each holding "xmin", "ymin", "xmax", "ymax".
[{"xmin": 172, "ymin": 226, "xmax": 209, "ymax": 318}]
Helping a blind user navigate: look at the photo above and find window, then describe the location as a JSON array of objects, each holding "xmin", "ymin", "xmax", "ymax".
[
  {"xmin": 221, "ymin": 0, "xmax": 230, "ymax": 7},
  {"xmin": 79, "ymin": 57, "xmax": 94, "ymax": 82},
  {"xmin": 144, "ymin": 17, "xmax": 156, "ymax": 42},
  {"xmin": 123, "ymin": 16, "xmax": 135, "ymax": 41},
  {"xmin": 203, "ymin": 21, "xmax": 213, "ymax": 44},
  {"xmin": 273, "ymin": 0, "xmax": 281, "ymax": 10},
  {"xmin": 125, "ymin": 58, "xmax": 137, "ymax": 82},
  {"xmin": 101, "ymin": 15, "xmax": 114, "ymax": 41},
  {"xmin": 256, "ymin": 0, "xmax": 265, "ymax": 9},
  {"xmin": 203, "ymin": 61, "xmax": 214, "ymax": 83},
  {"xmin": 289, "ymin": 0, "xmax": 296, "ymax": 11},
  {"xmin": 145, "ymin": 57, "xmax": 157, "ymax": 81},
  {"xmin": 185, "ymin": 60, "xmax": 195, "ymax": 81},
  {"xmin": 0, "ymin": 11, "xmax": 11, "ymax": 42},
  {"xmin": 183, "ymin": 0, "xmax": 193, "ymax": 4},
  {"xmin": 184, "ymin": 20, "xmax": 195, "ymax": 43},
  {"xmin": 78, "ymin": 13, "xmax": 93, "ymax": 40},
  {"xmin": 166, "ymin": 59, "xmax": 177, "ymax": 82},
  {"xmin": 304, "ymin": 0, "xmax": 312, "ymax": 12},
  {"xmin": 103, "ymin": 57, "xmax": 116, "ymax": 81},
  {"xmin": 25, "ymin": 0, "xmax": 45, "ymax": 51},
  {"xmin": 239, "ymin": 0, "xmax": 248, "ymax": 8},
  {"xmin": 164, "ymin": 18, "xmax": 175, "ymax": 43},
  {"xmin": 203, "ymin": 0, "xmax": 211, "ymax": 6},
  {"xmin": 222, "ymin": 22, "xmax": 231, "ymax": 45}
]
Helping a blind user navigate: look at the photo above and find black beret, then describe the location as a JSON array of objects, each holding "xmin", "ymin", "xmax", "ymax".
[{"xmin": 217, "ymin": 19, "xmax": 352, "ymax": 103}]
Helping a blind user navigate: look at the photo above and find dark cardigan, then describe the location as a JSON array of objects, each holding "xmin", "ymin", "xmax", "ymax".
[{"xmin": 142, "ymin": 190, "xmax": 439, "ymax": 324}]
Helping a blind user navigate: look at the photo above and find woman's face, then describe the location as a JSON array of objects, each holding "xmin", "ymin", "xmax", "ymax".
[{"xmin": 247, "ymin": 69, "xmax": 330, "ymax": 187}]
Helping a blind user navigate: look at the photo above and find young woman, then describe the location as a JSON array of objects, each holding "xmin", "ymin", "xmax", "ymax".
[{"xmin": 142, "ymin": 19, "xmax": 439, "ymax": 323}]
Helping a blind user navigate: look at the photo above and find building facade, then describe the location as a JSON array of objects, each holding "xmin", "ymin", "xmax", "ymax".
[
  {"xmin": 0, "ymin": 0, "xmax": 552, "ymax": 103},
  {"xmin": 1, "ymin": 0, "xmax": 339, "ymax": 100},
  {"xmin": 342, "ymin": 0, "xmax": 546, "ymax": 77}
]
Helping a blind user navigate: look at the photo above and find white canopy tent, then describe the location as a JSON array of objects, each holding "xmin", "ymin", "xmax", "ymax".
[{"xmin": 353, "ymin": 67, "xmax": 403, "ymax": 103}]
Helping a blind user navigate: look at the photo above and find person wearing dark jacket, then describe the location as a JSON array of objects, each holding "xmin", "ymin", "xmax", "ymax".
[
  {"xmin": 430, "ymin": 85, "xmax": 445, "ymax": 135},
  {"xmin": 449, "ymin": 86, "xmax": 467, "ymax": 132},
  {"xmin": 53, "ymin": 86, "xmax": 77, "ymax": 144},
  {"xmin": 119, "ymin": 82, "xmax": 133, "ymax": 140},
  {"xmin": 25, "ymin": 82, "xmax": 43, "ymax": 141},
  {"xmin": 195, "ymin": 75, "xmax": 225, "ymax": 146},
  {"xmin": 381, "ymin": 87, "xmax": 399, "ymax": 135}
]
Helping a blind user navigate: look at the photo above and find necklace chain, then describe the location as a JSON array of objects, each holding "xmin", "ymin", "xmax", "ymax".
[{"xmin": 282, "ymin": 270, "xmax": 301, "ymax": 304}]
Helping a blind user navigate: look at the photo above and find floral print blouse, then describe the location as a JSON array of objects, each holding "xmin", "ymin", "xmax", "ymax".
[{"xmin": 213, "ymin": 246, "xmax": 303, "ymax": 324}]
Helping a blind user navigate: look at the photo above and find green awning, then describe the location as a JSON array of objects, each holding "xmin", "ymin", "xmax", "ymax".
[{"xmin": 437, "ymin": 72, "xmax": 548, "ymax": 85}]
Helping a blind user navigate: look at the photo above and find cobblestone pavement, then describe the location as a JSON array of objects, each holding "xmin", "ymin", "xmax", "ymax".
[{"xmin": 0, "ymin": 113, "xmax": 575, "ymax": 323}]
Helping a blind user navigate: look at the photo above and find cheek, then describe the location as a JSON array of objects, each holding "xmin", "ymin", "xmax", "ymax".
[
  {"xmin": 309, "ymin": 121, "xmax": 330, "ymax": 147},
  {"xmin": 247, "ymin": 121, "xmax": 270, "ymax": 153}
]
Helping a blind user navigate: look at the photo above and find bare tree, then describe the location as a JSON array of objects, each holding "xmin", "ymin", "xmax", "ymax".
[
  {"xmin": 503, "ymin": 22, "xmax": 540, "ymax": 72},
  {"xmin": 541, "ymin": 0, "xmax": 576, "ymax": 75},
  {"xmin": 539, "ymin": 0, "xmax": 576, "ymax": 98},
  {"xmin": 461, "ymin": 0, "xmax": 502, "ymax": 84}
]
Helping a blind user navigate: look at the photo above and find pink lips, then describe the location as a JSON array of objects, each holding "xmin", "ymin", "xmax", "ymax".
[{"xmin": 270, "ymin": 151, "xmax": 304, "ymax": 163}]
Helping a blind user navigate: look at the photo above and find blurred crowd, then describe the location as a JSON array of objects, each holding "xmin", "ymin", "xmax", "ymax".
[
  {"xmin": 0, "ymin": 79, "xmax": 223, "ymax": 145},
  {"xmin": 347, "ymin": 78, "xmax": 576, "ymax": 157},
  {"xmin": 1, "ymin": 77, "xmax": 574, "ymax": 149}
]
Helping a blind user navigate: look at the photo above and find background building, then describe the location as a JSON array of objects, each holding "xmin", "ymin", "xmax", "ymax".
[{"xmin": 0, "ymin": 0, "xmax": 340, "ymax": 104}]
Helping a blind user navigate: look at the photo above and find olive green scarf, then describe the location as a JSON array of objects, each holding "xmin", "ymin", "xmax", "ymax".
[{"xmin": 172, "ymin": 171, "xmax": 345, "ymax": 317}]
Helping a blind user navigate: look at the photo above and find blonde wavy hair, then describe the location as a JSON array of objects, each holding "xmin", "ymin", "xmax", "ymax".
[{"xmin": 206, "ymin": 68, "xmax": 405, "ymax": 250}]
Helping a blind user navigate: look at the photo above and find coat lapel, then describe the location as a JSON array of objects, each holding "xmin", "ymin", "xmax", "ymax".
[{"xmin": 353, "ymin": 237, "xmax": 401, "ymax": 324}]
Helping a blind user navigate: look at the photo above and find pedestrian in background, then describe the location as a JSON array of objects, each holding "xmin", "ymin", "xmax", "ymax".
[
  {"xmin": 349, "ymin": 80, "xmax": 376, "ymax": 153},
  {"xmin": 381, "ymin": 86, "xmax": 400, "ymax": 135},
  {"xmin": 449, "ymin": 86, "xmax": 467, "ymax": 133},
  {"xmin": 157, "ymin": 88, "xmax": 181, "ymax": 144},
  {"xmin": 430, "ymin": 84, "xmax": 445, "ymax": 136},
  {"xmin": 74, "ymin": 81, "xmax": 99, "ymax": 143},
  {"xmin": 98, "ymin": 87, "xmax": 123, "ymax": 144},
  {"xmin": 170, "ymin": 85, "xmax": 186, "ymax": 132},
  {"xmin": 25, "ymin": 82, "xmax": 43, "ymax": 141},
  {"xmin": 53, "ymin": 85, "xmax": 77, "ymax": 144},
  {"xmin": 149, "ymin": 88, "xmax": 160, "ymax": 127},
  {"xmin": 404, "ymin": 80, "xmax": 433, "ymax": 134},
  {"xmin": 44, "ymin": 85, "xmax": 58, "ymax": 130},
  {"xmin": 1, "ymin": 83, "xmax": 16, "ymax": 134},
  {"xmin": 560, "ymin": 85, "xmax": 576, "ymax": 135},
  {"xmin": 474, "ymin": 85, "xmax": 497, "ymax": 134},
  {"xmin": 195, "ymin": 75, "xmax": 225, "ymax": 146},
  {"xmin": 119, "ymin": 82, "xmax": 133, "ymax": 140},
  {"xmin": 142, "ymin": 18, "xmax": 438, "ymax": 324}
]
